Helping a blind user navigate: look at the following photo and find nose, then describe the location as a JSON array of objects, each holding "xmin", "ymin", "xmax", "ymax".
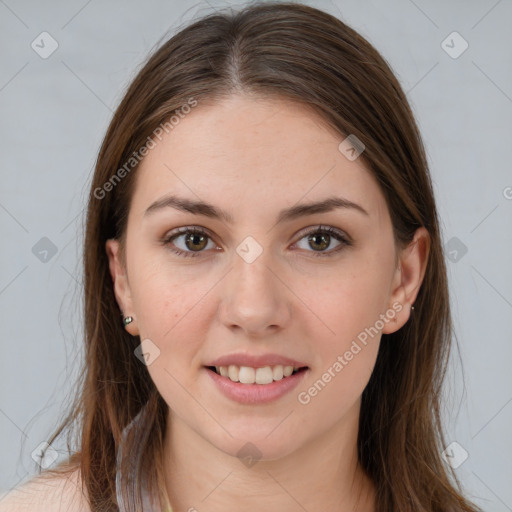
[{"xmin": 217, "ymin": 249, "xmax": 292, "ymax": 338}]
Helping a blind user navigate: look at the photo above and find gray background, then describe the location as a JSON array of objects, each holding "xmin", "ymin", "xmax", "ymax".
[{"xmin": 1, "ymin": 0, "xmax": 511, "ymax": 510}]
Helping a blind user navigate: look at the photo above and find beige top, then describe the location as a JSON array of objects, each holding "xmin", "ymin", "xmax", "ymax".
[
  {"xmin": 0, "ymin": 402, "xmax": 167, "ymax": 512},
  {"xmin": 0, "ymin": 468, "xmax": 167, "ymax": 512},
  {"xmin": 0, "ymin": 469, "xmax": 89, "ymax": 511}
]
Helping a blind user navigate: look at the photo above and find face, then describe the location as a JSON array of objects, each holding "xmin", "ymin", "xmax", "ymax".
[{"xmin": 107, "ymin": 94, "xmax": 426, "ymax": 460}]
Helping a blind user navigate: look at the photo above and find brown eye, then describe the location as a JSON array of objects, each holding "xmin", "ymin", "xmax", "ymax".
[
  {"xmin": 163, "ymin": 227, "xmax": 216, "ymax": 258},
  {"xmin": 294, "ymin": 225, "xmax": 351, "ymax": 257},
  {"xmin": 184, "ymin": 232, "xmax": 208, "ymax": 251},
  {"xmin": 307, "ymin": 232, "xmax": 330, "ymax": 251}
]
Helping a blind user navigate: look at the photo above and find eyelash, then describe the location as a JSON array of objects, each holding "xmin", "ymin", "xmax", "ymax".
[{"xmin": 162, "ymin": 225, "xmax": 352, "ymax": 259}]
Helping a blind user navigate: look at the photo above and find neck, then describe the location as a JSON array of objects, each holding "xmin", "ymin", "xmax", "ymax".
[{"xmin": 162, "ymin": 404, "xmax": 376, "ymax": 512}]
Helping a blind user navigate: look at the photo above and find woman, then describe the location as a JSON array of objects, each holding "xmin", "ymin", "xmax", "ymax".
[{"xmin": 0, "ymin": 2, "xmax": 481, "ymax": 511}]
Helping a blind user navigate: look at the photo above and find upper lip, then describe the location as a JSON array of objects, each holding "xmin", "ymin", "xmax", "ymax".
[{"xmin": 206, "ymin": 353, "xmax": 308, "ymax": 369}]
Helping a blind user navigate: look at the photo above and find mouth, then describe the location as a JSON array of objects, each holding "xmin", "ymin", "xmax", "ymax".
[{"xmin": 205, "ymin": 364, "xmax": 308, "ymax": 385}]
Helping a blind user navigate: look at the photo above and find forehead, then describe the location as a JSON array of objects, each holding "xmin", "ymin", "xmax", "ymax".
[{"xmin": 130, "ymin": 95, "xmax": 388, "ymax": 223}]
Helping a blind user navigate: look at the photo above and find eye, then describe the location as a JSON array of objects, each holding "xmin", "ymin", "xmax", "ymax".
[
  {"xmin": 162, "ymin": 227, "xmax": 218, "ymax": 258},
  {"xmin": 293, "ymin": 225, "xmax": 351, "ymax": 257},
  {"xmin": 162, "ymin": 225, "xmax": 351, "ymax": 259}
]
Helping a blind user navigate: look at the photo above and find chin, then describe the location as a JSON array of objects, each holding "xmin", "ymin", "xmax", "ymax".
[{"xmin": 206, "ymin": 428, "xmax": 302, "ymax": 464}]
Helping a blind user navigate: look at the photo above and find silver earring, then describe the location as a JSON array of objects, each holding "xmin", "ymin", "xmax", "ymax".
[
  {"xmin": 411, "ymin": 305, "xmax": 415, "ymax": 311},
  {"xmin": 123, "ymin": 316, "xmax": 133, "ymax": 326}
]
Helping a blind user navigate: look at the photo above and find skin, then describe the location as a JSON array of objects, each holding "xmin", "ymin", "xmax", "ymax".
[{"xmin": 107, "ymin": 94, "xmax": 429, "ymax": 511}]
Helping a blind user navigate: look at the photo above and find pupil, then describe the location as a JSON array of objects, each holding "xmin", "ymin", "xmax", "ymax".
[
  {"xmin": 186, "ymin": 233, "xmax": 207, "ymax": 251},
  {"xmin": 309, "ymin": 233, "xmax": 329, "ymax": 251}
]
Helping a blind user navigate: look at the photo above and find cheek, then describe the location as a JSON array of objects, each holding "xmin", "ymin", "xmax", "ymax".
[
  {"xmin": 294, "ymin": 271, "xmax": 384, "ymax": 416},
  {"xmin": 129, "ymin": 251, "xmax": 207, "ymax": 331},
  {"xmin": 298, "ymin": 258, "xmax": 394, "ymax": 348},
  {"xmin": 126, "ymin": 257, "xmax": 204, "ymax": 362},
  {"xmin": 129, "ymin": 261, "xmax": 215, "ymax": 407},
  {"xmin": 292, "ymin": 246, "xmax": 394, "ymax": 402}
]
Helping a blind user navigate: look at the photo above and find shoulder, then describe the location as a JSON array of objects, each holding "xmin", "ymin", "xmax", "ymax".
[{"xmin": 0, "ymin": 467, "xmax": 90, "ymax": 512}]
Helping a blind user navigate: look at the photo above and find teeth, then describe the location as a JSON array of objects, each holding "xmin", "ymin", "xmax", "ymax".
[
  {"xmin": 239, "ymin": 366, "xmax": 256, "ymax": 384},
  {"xmin": 213, "ymin": 364, "xmax": 302, "ymax": 384},
  {"xmin": 255, "ymin": 367, "xmax": 274, "ymax": 384},
  {"xmin": 272, "ymin": 365, "xmax": 283, "ymax": 381},
  {"xmin": 228, "ymin": 365, "xmax": 239, "ymax": 382},
  {"xmin": 283, "ymin": 365, "xmax": 294, "ymax": 377}
]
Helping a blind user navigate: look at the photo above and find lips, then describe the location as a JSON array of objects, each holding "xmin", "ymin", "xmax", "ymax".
[
  {"xmin": 206, "ymin": 353, "xmax": 308, "ymax": 369},
  {"xmin": 205, "ymin": 362, "xmax": 309, "ymax": 404}
]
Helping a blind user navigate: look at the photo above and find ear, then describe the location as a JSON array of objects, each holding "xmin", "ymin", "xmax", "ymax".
[
  {"xmin": 382, "ymin": 227, "xmax": 430, "ymax": 334},
  {"xmin": 105, "ymin": 239, "xmax": 139, "ymax": 336}
]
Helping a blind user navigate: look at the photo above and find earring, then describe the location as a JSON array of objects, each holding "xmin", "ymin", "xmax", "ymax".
[
  {"xmin": 411, "ymin": 305, "xmax": 415, "ymax": 311},
  {"xmin": 123, "ymin": 316, "xmax": 134, "ymax": 326}
]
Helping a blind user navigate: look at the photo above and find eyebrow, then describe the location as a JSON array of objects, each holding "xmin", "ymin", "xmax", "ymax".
[{"xmin": 144, "ymin": 194, "xmax": 369, "ymax": 224}]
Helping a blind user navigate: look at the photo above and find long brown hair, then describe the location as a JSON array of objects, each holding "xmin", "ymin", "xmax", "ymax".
[{"xmin": 39, "ymin": 2, "xmax": 481, "ymax": 511}]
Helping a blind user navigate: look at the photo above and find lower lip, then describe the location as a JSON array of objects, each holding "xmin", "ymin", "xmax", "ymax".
[{"xmin": 205, "ymin": 367, "xmax": 309, "ymax": 404}]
